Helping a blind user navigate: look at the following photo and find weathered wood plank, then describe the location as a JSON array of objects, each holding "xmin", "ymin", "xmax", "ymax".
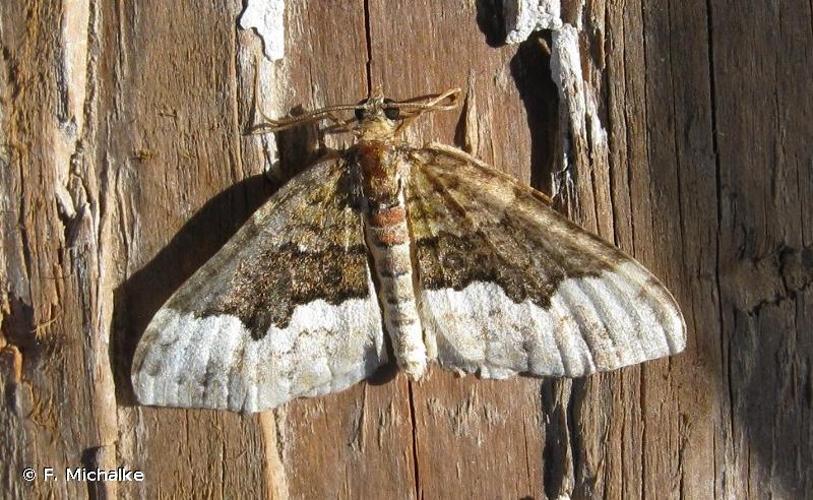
[
  {"xmin": 2, "ymin": 0, "xmax": 811, "ymax": 498},
  {"xmin": 710, "ymin": 0, "xmax": 813, "ymax": 497},
  {"xmin": 1, "ymin": 1, "xmax": 118, "ymax": 498},
  {"xmin": 102, "ymin": 1, "xmax": 269, "ymax": 498}
]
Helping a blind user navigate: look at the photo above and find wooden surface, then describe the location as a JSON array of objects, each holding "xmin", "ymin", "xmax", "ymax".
[{"xmin": 1, "ymin": 0, "xmax": 810, "ymax": 498}]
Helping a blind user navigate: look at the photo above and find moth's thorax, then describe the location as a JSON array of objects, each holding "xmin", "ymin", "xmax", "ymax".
[
  {"xmin": 356, "ymin": 140, "xmax": 405, "ymax": 209},
  {"xmin": 357, "ymin": 115, "xmax": 398, "ymax": 141}
]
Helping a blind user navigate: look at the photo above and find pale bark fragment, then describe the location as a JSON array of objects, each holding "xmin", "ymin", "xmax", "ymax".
[
  {"xmin": 462, "ymin": 73, "xmax": 480, "ymax": 155},
  {"xmin": 550, "ymin": 25, "xmax": 608, "ymax": 213},
  {"xmin": 260, "ymin": 411, "xmax": 290, "ymax": 500},
  {"xmin": 503, "ymin": 0, "xmax": 564, "ymax": 43},
  {"xmin": 240, "ymin": 0, "xmax": 286, "ymax": 61},
  {"xmin": 503, "ymin": 2, "xmax": 609, "ymax": 215},
  {"xmin": 62, "ymin": 0, "xmax": 120, "ymax": 456}
]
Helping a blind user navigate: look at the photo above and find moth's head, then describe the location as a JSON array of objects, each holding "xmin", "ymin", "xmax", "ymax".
[
  {"xmin": 248, "ymin": 88, "xmax": 461, "ymax": 139},
  {"xmin": 353, "ymin": 95, "xmax": 402, "ymax": 140}
]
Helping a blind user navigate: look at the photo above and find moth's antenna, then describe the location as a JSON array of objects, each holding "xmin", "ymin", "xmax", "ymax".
[
  {"xmin": 247, "ymin": 87, "xmax": 463, "ymax": 136},
  {"xmin": 391, "ymin": 87, "xmax": 462, "ymax": 133},
  {"xmin": 246, "ymin": 59, "xmax": 361, "ymax": 134},
  {"xmin": 394, "ymin": 87, "xmax": 462, "ymax": 115},
  {"xmin": 247, "ymin": 104, "xmax": 360, "ymax": 134}
]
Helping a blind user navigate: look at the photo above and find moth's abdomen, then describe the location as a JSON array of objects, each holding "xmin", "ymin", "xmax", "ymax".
[{"xmin": 365, "ymin": 205, "xmax": 427, "ymax": 379}]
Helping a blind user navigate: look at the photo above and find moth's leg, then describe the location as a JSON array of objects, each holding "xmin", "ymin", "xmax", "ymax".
[
  {"xmin": 326, "ymin": 112, "xmax": 349, "ymax": 127},
  {"xmin": 245, "ymin": 60, "xmax": 277, "ymax": 135},
  {"xmin": 323, "ymin": 112, "xmax": 355, "ymax": 134},
  {"xmin": 247, "ymin": 111, "xmax": 306, "ymax": 135}
]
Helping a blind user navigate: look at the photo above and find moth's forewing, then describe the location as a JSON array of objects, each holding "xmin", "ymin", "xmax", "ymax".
[{"xmin": 131, "ymin": 158, "xmax": 388, "ymax": 413}]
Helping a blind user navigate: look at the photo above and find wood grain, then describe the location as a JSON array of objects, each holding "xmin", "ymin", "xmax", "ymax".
[{"xmin": 1, "ymin": 0, "xmax": 810, "ymax": 498}]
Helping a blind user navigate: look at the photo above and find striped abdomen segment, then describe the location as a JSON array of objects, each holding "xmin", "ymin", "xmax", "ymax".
[{"xmin": 364, "ymin": 205, "xmax": 427, "ymax": 379}]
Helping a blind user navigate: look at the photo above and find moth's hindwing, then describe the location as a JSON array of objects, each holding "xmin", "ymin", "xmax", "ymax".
[
  {"xmin": 406, "ymin": 145, "xmax": 686, "ymax": 379},
  {"xmin": 131, "ymin": 157, "xmax": 387, "ymax": 413}
]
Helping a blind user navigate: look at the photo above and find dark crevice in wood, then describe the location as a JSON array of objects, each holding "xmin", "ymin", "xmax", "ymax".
[
  {"xmin": 521, "ymin": 420, "xmax": 534, "ymax": 491},
  {"xmin": 80, "ymin": 446, "xmax": 98, "ymax": 500},
  {"xmin": 568, "ymin": 378, "xmax": 586, "ymax": 496},
  {"xmin": 586, "ymin": 120, "xmax": 603, "ymax": 233},
  {"xmin": 473, "ymin": 0, "xmax": 506, "ymax": 47},
  {"xmin": 407, "ymin": 382, "xmax": 422, "ymax": 500},
  {"xmin": 640, "ymin": 368, "xmax": 648, "ymax": 500},
  {"xmin": 509, "ymin": 32, "xmax": 558, "ymax": 193},
  {"xmin": 220, "ymin": 438, "xmax": 226, "ymax": 500},
  {"xmin": 362, "ymin": 0, "xmax": 373, "ymax": 96},
  {"xmin": 1, "ymin": 295, "xmax": 38, "ymax": 375},
  {"xmin": 541, "ymin": 380, "xmax": 571, "ymax": 499},
  {"xmin": 664, "ymin": 1, "xmax": 688, "ymax": 274},
  {"xmin": 704, "ymin": 0, "xmax": 733, "ymax": 461},
  {"xmin": 80, "ymin": 445, "xmax": 116, "ymax": 500}
]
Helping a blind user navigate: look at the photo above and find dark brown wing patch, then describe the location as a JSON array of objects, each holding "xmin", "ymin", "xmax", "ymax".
[
  {"xmin": 164, "ymin": 157, "xmax": 370, "ymax": 339},
  {"xmin": 203, "ymin": 242, "xmax": 369, "ymax": 339},
  {"xmin": 407, "ymin": 148, "xmax": 623, "ymax": 310}
]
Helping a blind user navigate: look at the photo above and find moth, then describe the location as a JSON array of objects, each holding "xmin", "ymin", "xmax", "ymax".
[{"xmin": 131, "ymin": 89, "xmax": 686, "ymax": 413}]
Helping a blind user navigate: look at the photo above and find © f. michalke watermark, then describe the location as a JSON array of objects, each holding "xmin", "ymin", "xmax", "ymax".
[{"xmin": 22, "ymin": 466, "xmax": 145, "ymax": 483}]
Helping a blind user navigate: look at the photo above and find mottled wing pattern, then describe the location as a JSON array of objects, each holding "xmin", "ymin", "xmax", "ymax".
[
  {"xmin": 406, "ymin": 145, "xmax": 685, "ymax": 379},
  {"xmin": 132, "ymin": 157, "xmax": 387, "ymax": 413}
]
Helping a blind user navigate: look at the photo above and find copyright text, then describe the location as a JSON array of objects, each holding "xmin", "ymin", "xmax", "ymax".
[{"xmin": 22, "ymin": 466, "xmax": 144, "ymax": 482}]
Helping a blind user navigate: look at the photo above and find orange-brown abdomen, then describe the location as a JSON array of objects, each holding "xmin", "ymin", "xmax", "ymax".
[{"xmin": 356, "ymin": 141, "xmax": 427, "ymax": 379}]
